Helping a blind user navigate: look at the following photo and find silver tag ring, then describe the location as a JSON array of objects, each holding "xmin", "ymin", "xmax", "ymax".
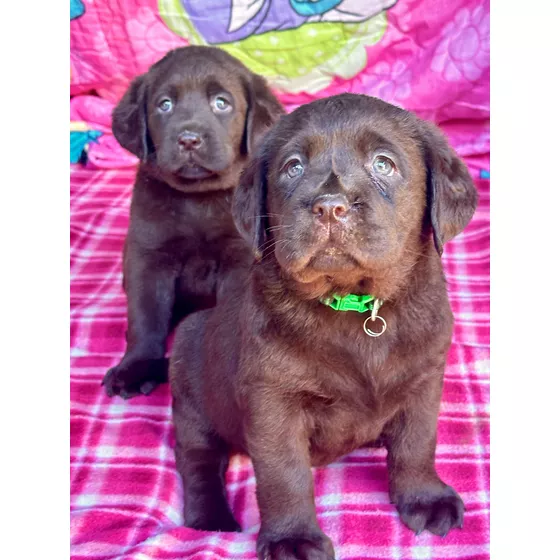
[{"xmin": 363, "ymin": 315, "xmax": 387, "ymax": 337}]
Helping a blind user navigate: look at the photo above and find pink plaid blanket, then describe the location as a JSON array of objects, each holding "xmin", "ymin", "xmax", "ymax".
[{"xmin": 70, "ymin": 162, "xmax": 489, "ymax": 559}]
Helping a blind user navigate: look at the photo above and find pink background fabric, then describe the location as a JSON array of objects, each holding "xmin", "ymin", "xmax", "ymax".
[
  {"xmin": 70, "ymin": 0, "xmax": 489, "ymax": 558},
  {"xmin": 70, "ymin": 0, "xmax": 489, "ymax": 172}
]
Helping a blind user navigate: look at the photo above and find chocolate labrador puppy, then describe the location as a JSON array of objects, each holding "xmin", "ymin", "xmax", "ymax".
[
  {"xmin": 169, "ymin": 94, "xmax": 478, "ymax": 559},
  {"xmin": 102, "ymin": 46, "xmax": 284, "ymax": 398}
]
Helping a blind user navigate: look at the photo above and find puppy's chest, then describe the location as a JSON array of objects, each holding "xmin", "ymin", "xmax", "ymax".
[
  {"xmin": 302, "ymin": 368, "xmax": 394, "ymax": 466},
  {"xmin": 307, "ymin": 399, "xmax": 387, "ymax": 466},
  {"xmin": 132, "ymin": 190, "xmax": 237, "ymax": 254},
  {"xmin": 165, "ymin": 200, "xmax": 236, "ymax": 245},
  {"xmin": 297, "ymin": 340, "xmax": 410, "ymax": 466}
]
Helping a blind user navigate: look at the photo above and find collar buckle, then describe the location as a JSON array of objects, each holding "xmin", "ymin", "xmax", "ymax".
[{"xmin": 322, "ymin": 293, "xmax": 374, "ymax": 313}]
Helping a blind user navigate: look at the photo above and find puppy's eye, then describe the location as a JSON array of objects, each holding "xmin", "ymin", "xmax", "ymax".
[
  {"xmin": 285, "ymin": 159, "xmax": 304, "ymax": 178},
  {"xmin": 211, "ymin": 96, "xmax": 231, "ymax": 112},
  {"xmin": 372, "ymin": 155, "xmax": 395, "ymax": 176},
  {"xmin": 158, "ymin": 99, "xmax": 173, "ymax": 113}
]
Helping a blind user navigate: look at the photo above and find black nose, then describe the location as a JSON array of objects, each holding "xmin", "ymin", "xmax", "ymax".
[
  {"xmin": 312, "ymin": 194, "xmax": 349, "ymax": 224},
  {"xmin": 178, "ymin": 130, "xmax": 202, "ymax": 150}
]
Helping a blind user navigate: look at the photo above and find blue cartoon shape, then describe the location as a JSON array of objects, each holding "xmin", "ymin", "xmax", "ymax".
[
  {"xmin": 165, "ymin": 0, "xmax": 396, "ymax": 45},
  {"xmin": 289, "ymin": 0, "xmax": 343, "ymax": 17},
  {"xmin": 70, "ymin": 0, "xmax": 85, "ymax": 21},
  {"xmin": 71, "ymin": 127, "xmax": 102, "ymax": 164},
  {"xmin": 480, "ymin": 170, "xmax": 490, "ymax": 179}
]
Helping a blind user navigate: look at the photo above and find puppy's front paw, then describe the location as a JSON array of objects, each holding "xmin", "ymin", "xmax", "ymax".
[
  {"xmin": 257, "ymin": 532, "xmax": 335, "ymax": 560},
  {"xmin": 395, "ymin": 484, "xmax": 464, "ymax": 537},
  {"xmin": 102, "ymin": 357, "xmax": 168, "ymax": 399}
]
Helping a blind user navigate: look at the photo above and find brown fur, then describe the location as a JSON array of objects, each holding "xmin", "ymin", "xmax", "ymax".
[
  {"xmin": 102, "ymin": 46, "xmax": 284, "ymax": 398},
  {"xmin": 169, "ymin": 94, "xmax": 478, "ymax": 559}
]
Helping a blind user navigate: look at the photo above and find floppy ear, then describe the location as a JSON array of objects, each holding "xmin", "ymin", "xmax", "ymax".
[
  {"xmin": 232, "ymin": 152, "xmax": 268, "ymax": 260},
  {"xmin": 421, "ymin": 122, "xmax": 479, "ymax": 255},
  {"xmin": 243, "ymin": 74, "xmax": 285, "ymax": 156},
  {"xmin": 112, "ymin": 75, "xmax": 151, "ymax": 161}
]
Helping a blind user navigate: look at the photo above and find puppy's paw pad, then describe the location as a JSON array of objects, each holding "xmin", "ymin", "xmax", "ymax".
[
  {"xmin": 258, "ymin": 534, "xmax": 335, "ymax": 560},
  {"xmin": 101, "ymin": 358, "xmax": 168, "ymax": 399},
  {"xmin": 396, "ymin": 485, "xmax": 464, "ymax": 537},
  {"xmin": 101, "ymin": 367, "xmax": 127, "ymax": 397},
  {"xmin": 140, "ymin": 380, "xmax": 157, "ymax": 395},
  {"xmin": 102, "ymin": 367, "xmax": 142, "ymax": 399}
]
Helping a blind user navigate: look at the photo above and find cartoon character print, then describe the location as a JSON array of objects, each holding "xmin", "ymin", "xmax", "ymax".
[
  {"xmin": 70, "ymin": 122, "xmax": 103, "ymax": 165},
  {"xmin": 70, "ymin": 0, "xmax": 85, "ymax": 20},
  {"xmin": 158, "ymin": 0, "xmax": 397, "ymax": 93}
]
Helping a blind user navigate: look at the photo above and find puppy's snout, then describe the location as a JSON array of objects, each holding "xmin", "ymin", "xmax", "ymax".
[
  {"xmin": 178, "ymin": 130, "xmax": 202, "ymax": 150},
  {"xmin": 312, "ymin": 194, "xmax": 349, "ymax": 225}
]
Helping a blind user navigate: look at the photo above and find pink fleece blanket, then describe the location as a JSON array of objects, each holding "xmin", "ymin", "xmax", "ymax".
[{"xmin": 70, "ymin": 166, "xmax": 489, "ymax": 559}]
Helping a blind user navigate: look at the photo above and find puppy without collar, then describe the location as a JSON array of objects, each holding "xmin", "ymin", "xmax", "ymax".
[{"xmin": 102, "ymin": 46, "xmax": 284, "ymax": 399}]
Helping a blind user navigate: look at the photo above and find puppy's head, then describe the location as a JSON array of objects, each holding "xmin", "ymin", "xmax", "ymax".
[
  {"xmin": 112, "ymin": 46, "xmax": 284, "ymax": 193},
  {"xmin": 233, "ymin": 94, "xmax": 478, "ymax": 300}
]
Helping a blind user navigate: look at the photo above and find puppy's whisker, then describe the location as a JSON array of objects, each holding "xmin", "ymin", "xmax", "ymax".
[
  {"xmin": 267, "ymin": 232, "xmax": 302, "ymax": 263},
  {"xmin": 250, "ymin": 214, "xmax": 285, "ymax": 220},
  {"xmin": 402, "ymin": 248, "xmax": 426, "ymax": 259},
  {"xmin": 259, "ymin": 238, "xmax": 291, "ymax": 257},
  {"xmin": 259, "ymin": 238, "xmax": 290, "ymax": 253},
  {"xmin": 267, "ymin": 224, "xmax": 294, "ymax": 232},
  {"xmin": 258, "ymin": 236, "xmax": 284, "ymax": 252}
]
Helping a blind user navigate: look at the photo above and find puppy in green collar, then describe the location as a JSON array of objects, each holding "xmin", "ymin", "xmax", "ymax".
[{"xmin": 170, "ymin": 93, "xmax": 478, "ymax": 560}]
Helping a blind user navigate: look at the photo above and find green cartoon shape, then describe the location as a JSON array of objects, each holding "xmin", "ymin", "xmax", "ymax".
[{"xmin": 158, "ymin": 0, "xmax": 396, "ymax": 93}]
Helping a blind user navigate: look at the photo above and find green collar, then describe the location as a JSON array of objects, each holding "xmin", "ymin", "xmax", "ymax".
[
  {"xmin": 320, "ymin": 293, "xmax": 383, "ymax": 313},
  {"xmin": 320, "ymin": 294, "xmax": 387, "ymax": 337}
]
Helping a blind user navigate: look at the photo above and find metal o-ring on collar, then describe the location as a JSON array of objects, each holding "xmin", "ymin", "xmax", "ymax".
[
  {"xmin": 363, "ymin": 314, "xmax": 387, "ymax": 337},
  {"xmin": 362, "ymin": 298, "xmax": 387, "ymax": 337}
]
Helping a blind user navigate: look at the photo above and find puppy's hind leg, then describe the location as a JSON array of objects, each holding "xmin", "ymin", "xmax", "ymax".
[{"xmin": 172, "ymin": 398, "xmax": 241, "ymax": 533}]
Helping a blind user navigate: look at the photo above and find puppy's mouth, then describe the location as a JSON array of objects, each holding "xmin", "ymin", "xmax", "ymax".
[
  {"xmin": 171, "ymin": 151, "xmax": 219, "ymax": 181},
  {"xmin": 282, "ymin": 245, "xmax": 368, "ymax": 295},
  {"xmin": 307, "ymin": 247, "xmax": 360, "ymax": 272},
  {"xmin": 176, "ymin": 163, "xmax": 215, "ymax": 180}
]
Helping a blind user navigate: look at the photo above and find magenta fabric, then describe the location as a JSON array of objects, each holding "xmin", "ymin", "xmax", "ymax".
[{"xmin": 70, "ymin": 166, "xmax": 490, "ymax": 559}]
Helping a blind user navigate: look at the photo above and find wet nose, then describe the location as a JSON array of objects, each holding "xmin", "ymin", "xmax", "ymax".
[
  {"xmin": 312, "ymin": 194, "xmax": 349, "ymax": 225},
  {"xmin": 178, "ymin": 130, "xmax": 202, "ymax": 150}
]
